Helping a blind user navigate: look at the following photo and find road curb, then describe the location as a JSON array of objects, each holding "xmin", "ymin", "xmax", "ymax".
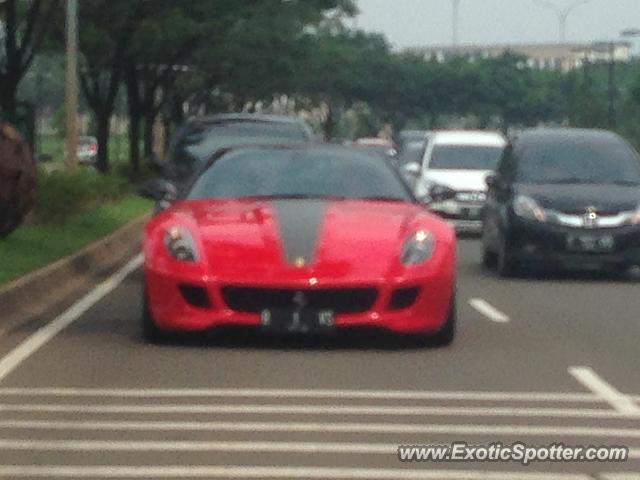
[{"xmin": 0, "ymin": 215, "xmax": 149, "ymax": 333}]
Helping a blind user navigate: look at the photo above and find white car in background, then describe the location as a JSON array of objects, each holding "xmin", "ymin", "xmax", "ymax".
[{"xmin": 403, "ymin": 130, "xmax": 506, "ymax": 233}]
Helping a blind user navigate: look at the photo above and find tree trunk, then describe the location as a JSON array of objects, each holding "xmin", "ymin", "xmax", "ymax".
[
  {"xmin": 96, "ymin": 113, "xmax": 111, "ymax": 173},
  {"xmin": 128, "ymin": 111, "xmax": 142, "ymax": 178},
  {"xmin": 0, "ymin": 77, "xmax": 19, "ymax": 116},
  {"xmin": 162, "ymin": 114, "xmax": 172, "ymax": 152},
  {"xmin": 125, "ymin": 69, "xmax": 141, "ymax": 178},
  {"xmin": 143, "ymin": 112, "xmax": 155, "ymax": 159}
]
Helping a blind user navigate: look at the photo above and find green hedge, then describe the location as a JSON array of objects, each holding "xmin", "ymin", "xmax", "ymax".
[{"xmin": 34, "ymin": 169, "xmax": 130, "ymax": 222}]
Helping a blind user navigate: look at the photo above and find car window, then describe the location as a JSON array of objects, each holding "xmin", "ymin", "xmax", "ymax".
[
  {"xmin": 396, "ymin": 142, "xmax": 426, "ymax": 168},
  {"xmin": 188, "ymin": 149, "xmax": 413, "ymax": 201},
  {"xmin": 429, "ymin": 145, "xmax": 504, "ymax": 170},
  {"xmin": 515, "ymin": 137, "xmax": 640, "ymax": 185}
]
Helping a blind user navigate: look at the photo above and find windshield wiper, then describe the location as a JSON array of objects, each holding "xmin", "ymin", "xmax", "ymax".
[
  {"xmin": 544, "ymin": 179, "xmax": 597, "ymax": 185},
  {"xmin": 246, "ymin": 194, "xmax": 347, "ymax": 200},
  {"xmin": 608, "ymin": 180, "xmax": 640, "ymax": 186},
  {"xmin": 357, "ymin": 196, "xmax": 406, "ymax": 202}
]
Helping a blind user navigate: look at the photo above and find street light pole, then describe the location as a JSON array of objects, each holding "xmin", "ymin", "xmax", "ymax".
[
  {"xmin": 591, "ymin": 41, "xmax": 618, "ymax": 129},
  {"xmin": 533, "ymin": 0, "xmax": 593, "ymax": 43},
  {"xmin": 65, "ymin": 0, "xmax": 79, "ymax": 169},
  {"xmin": 607, "ymin": 42, "xmax": 616, "ymax": 128},
  {"xmin": 452, "ymin": 0, "xmax": 461, "ymax": 47}
]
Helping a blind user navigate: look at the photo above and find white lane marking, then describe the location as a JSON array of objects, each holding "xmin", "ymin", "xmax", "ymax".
[
  {"xmin": 601, "ymin": 475, "xmax": 640, "ymax": 480},
  {"xmin": 0, "ymin": 402, "xmax": 628, "ymax": 418},
  {"xmin": 0, "ymin": 465, "xmax": 593, "ymax": 479},
  {"xmin": 0, "ymin": 439, "xmax": 392, "ymax": 454},
  {"xmin": 0, "ymin": 255, "xmax": 143, "ymax": 384},
  {"xmin": 0, "ymin": 388, "xmax": 599, "ymax": 402},
  {"xmin": 569, "ymin": 367, "xmax": 640, "ymax": 415},
  {"xmin": 1, "ymin": 439, "xmax": 638, "ymax": 459},
  {"xmin": 469, "ymin": 298, "xmax": 510, "ymax": 323},
  {"xmin": 3, "ymin": 420, "xmax": 640, "ymax": 438}
]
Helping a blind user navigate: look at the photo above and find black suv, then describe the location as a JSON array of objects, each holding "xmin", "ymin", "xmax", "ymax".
[
  {"xmin": 482, "ymin": 128, "xmax": 640, "ymax": 276},
  {"xmin": 159, "ymin": 114, "xmax": 314, "ymax": 186}
]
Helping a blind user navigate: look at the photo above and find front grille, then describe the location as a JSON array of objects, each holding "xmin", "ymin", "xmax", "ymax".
[{"xmin": 221, "ymin": 287, "xmax": 378, "ymax": 314}]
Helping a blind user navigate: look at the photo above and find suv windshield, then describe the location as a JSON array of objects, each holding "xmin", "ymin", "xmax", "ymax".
[
  {"xmin": 429, "ymin": 145, "xmax": 504, "ymax": 170},
  {"xmin": 516, "ymin": 137, "xmax": 640, "ymax": 185},
  {"xmin": 188, "ymin": 148, "xmax": 412, "ymax": 202}
]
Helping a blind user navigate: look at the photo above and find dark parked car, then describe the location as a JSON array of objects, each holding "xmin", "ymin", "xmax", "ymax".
[
  {"xmin": 159, "ymin": 114, "xmax": 313, "ymax": 186},
  {"xmin": 482, "ymin": 128, "xmax": 640, "ymax": 276}
]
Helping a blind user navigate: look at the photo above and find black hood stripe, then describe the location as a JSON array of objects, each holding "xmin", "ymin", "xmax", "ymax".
[{"xmin": 274, "ymin": 200, "xmax": 328, "ymax": 266}]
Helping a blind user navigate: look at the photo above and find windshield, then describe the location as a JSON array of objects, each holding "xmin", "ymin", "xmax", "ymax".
[
  {"xmin": 188, "ymin": 148, "xmax": 412, "ymax": 202},
  {"xmin": 398, "ymin": 141, "xmax": 426, "ymax": 166},
  {"xmin": 429, "ymin": 145, "xmax": 504, "ymax": 170},
  {"xmin": 516, "ymin": 137, "xmax": 640, "ymax": 185}
]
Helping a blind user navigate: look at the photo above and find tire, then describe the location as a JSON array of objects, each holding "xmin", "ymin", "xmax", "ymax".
[
  {"xmin": 480, "ymin": 221, "xmax": 498, "ymax": 270},
  {"xmin": 496, "ymin": 235, "xmax": 518, "ymax": 278},
  {"xmin": 429, "ymin": 294, "xmax": 457, "ymax": 347},
  {"xmin": 142, "ymin": 293, "xmax": 169, "ymax": 343},
  {"xmin": 482, "ymin": 247, "xmax": 498, "ymax": 270}
]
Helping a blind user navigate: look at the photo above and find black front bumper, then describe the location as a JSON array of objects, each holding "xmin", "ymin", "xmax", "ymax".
[{"xmin": 508, "ymin": 218, "xmax": 640, "ymax": 270}]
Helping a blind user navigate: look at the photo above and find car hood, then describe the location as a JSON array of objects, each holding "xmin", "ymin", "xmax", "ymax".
[
  {"xmin": 517, "ymin": 184, "xmax": 640, "ymax": 214},
  {"xmin": 163, "ymin": 199, "xmax": 449, "ymax": 282},
  {"xmin": 424, "ymin": 170, "xmax": 492, "ymax": 192}
]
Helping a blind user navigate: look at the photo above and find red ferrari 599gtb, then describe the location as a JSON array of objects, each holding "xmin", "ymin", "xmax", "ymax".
[{"xmin": 140, "ymin": 145, "xmax": 457, "ymax": 345}]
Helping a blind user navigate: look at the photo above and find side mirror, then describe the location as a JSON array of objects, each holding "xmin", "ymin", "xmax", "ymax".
[
  {"xmin": 402, "ymin": 162, "xmax": 421, "ymax": 177},
  {"xmin": 485, "ymin": 173, "xmax": 498, "ymax": 189},
  {"xmin": 138, "ymin": 178, "xmax": 178, "ymax": 203}
]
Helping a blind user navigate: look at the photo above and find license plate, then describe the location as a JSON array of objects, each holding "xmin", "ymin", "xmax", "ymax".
[
  {"xmin": 456, "ymin": 192, "xmax": 486, "ymax": 203},
  {"xmin": 566, "ymin": 234, "xmax": 615, "ymax": 253},
  {"xmin": 460, "ymin": 207, "xmax": 482, "ymax": 219},
  {"xmin": 260, "ymin": 309, "xmax": 335, "ymax": 334}
]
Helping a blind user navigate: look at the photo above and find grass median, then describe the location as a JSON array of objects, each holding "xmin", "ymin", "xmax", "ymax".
[{"xmin": 1, "ymin": 166, "xmax": 153, "ymax": 287}]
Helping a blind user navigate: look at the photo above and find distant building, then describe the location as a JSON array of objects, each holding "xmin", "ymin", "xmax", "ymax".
[{"xmin": 407, "ymin": 42, "xmax": 633, "ymax": 71}]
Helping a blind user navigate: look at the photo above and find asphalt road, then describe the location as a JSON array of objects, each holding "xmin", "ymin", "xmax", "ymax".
[{"xmin": 0, "ymin": 239, "xmax": 639, "ymax": 479}]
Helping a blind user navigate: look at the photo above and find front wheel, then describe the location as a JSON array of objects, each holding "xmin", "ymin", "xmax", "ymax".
[
  {"xmin": 142, "ymin": 292, "xmax": 169, "ymax": 343},
  {"xmin": 431, "ymin": 296, "xmax": 456, "ymax": 346},
  {"xmin": 482, "ymin": 247, "xmax": 498, "ymax": 270},
  {"xmin": 497, "ymin": 235, "xmax": 518, "ymax": 277}
]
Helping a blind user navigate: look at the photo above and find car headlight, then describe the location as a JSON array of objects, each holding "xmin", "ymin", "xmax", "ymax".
[
  {"xmin": 429, "ymin": 184, "xmax": 457, "ymax": 202},
  {"xmin": 513, "ymin": 195, "xmax": 547, "ymax": 222},
  {"xmin": 165, "ymin": 226, "xmax": 199, "ymax": 262},
  {"xmin": 630, "ymin": 205, "xmax": 640, "ymax": 225},
  {"xmin": 401, "ymin": 230, "xmax": 436, "ymax": 266}
]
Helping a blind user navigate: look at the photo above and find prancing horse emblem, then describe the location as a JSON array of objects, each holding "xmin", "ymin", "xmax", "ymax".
[
  {"xmin": 583, "ymin": 207, "xmax": 598, "ymax": 229},
  {"xmin": 294, "ymin": 257, "xmax": 306, "ymax": 268}
]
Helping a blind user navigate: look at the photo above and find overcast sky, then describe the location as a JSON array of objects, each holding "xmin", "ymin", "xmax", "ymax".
[{"xmin": 355, "ymin": 0, "xmax": 640, "ymax": 48}]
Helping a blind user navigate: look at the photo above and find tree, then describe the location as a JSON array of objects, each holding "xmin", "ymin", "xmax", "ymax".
[
  {"xmin": 78, "ymin": 0, "xmax": 145, "ymax": 172},
  {"xmin": 0, "ymin": 0, "xmax": 60, "ymax": 115}
]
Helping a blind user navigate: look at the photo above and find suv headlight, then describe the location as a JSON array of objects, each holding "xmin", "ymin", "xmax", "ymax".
[
  {"xmin": 401, "ymin": 230, "xmax": 436, "ymax": 266},
  {"xmin": 165, "ymin": 226, "xmax": 199, "ymax": 262},
  {"xmin": 429, "ymin": 184, "xmax": 457, "ymax": 202},
  {"xmin": 513, "ymin": 195, "xmax": 547, "ymax": 222}
]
